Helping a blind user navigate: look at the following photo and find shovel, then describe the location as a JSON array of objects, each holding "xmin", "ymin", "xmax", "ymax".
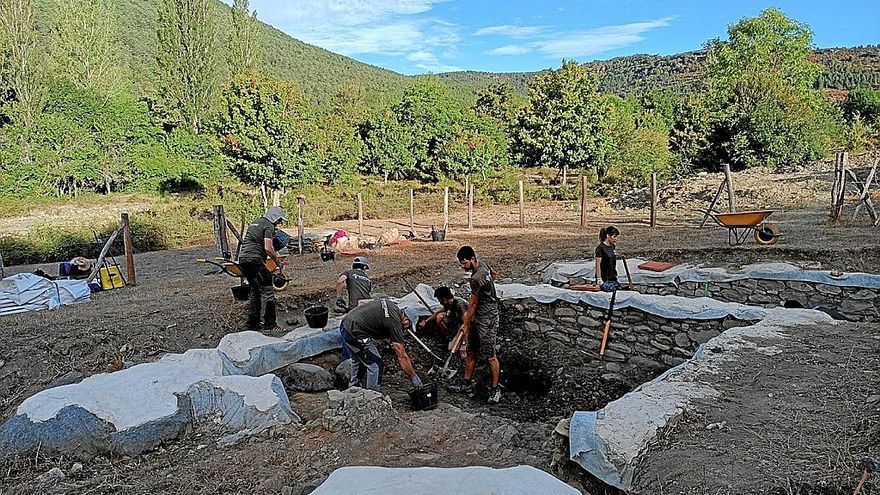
[{"xmin": 401, "ymin": 277, "xmax": 457, "ymax": 379}]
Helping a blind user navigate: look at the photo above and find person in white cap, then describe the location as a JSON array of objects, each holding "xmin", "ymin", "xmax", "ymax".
[
  {"xmin": 340, "ymin": 298, "xmax": 422, "ymax": 391},
  {"xmin": 238, "ymin": 206, "xmax": 286, "ymax": 331},
  {"xmin": 335, "ymin": 255, "xmax": 372, "ymax": 313}
]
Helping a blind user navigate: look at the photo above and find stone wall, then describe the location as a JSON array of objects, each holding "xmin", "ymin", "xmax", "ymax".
[
  {"xmin": 551, "ymin": 278, "xmax": 880, "ymax": 322},
  {"xmin": 500, "ymin": 297, "xmax": 753, "ymax": 387}
]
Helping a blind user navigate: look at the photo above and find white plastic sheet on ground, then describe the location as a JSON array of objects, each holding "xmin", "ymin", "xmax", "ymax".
[
  {"xmin": 0, "ymin": 273, "xmax": 90, "ymax": 316},
  {"xmin": 542, "ymin": 258, "xmax": 880, "ymax": 289},
  {"xmin": 310, "ymin": 466, "xmax": 580, "ymax": 495},
  {"xmin": 567, "ymin": 307, "xmax": 833, "ymax": 491}
]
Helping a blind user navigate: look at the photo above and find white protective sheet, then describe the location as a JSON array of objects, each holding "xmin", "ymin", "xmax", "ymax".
[
  {"xmin": 0, "ymin": 273, "xmax": 90, "ymax": 316},
  {"xmin": 542, "ymin": 258, "xmax": 880, "ymax": 289},
  {"xmin": 310, "ymin": 466, "xmax": 580, "ymax": 495}
]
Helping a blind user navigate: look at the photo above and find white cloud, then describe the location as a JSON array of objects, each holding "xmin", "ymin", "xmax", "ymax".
[
  {"xmin": 485, "ymin": 17, "xmax": 676, "ymax": 59},
  {"xmin": 487, "ymin": 44, "xmax": 533, "ymax": 56},
  {"xmin": 473, "ymin": 24, "xmax": 548, "ymax": 38},
  {"xmin": 405, "ymin": 50, "xmax": 462, "ymax": 72}
]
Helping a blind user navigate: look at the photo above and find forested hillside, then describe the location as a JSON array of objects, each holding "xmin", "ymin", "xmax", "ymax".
[{"xmin": 439, "ymin": 46, "xmax": 880, "ymax": 96}]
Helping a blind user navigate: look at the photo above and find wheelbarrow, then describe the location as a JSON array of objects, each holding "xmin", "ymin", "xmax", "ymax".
[
  {"xmin": 698, "ymin": 209, "xmax": 782, "ymax": 246},
  {"xmin": 197, "ymin": 256, "xmax": 289, "ymax": 299}
]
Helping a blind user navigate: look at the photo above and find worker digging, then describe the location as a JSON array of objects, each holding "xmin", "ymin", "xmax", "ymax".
[
  {"xmin": 340, "ymin": 298, "xmax": 423, "ymax": 391},
  {"xmin": 335, "ymin": 256, "xmax": 372, "ymax": 313},
  {"xmin": 418, "ymin": 285, "xmax": 469, "ymax": 339},
  {"xmin": 238, "ymin": 206, "xmax": 287, "ymax": 333},
  {"xmin": 446, "ymin": 245, "xmax": 502, "ymax": 405}
]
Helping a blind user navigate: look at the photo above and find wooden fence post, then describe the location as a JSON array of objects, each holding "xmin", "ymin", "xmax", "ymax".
[
  {"xmin": 518, "ymin": 180, "xmax": 525, "ymax": 228},
  {"xmin": 121, "ymin": 212, "xmax": 136, "ymax": 286},
  {"xmin": 357, "ymin": 193, "xmax": 363, "ymax": 236},
  {"xmin": 409, "ymin": 189, "xmax": 415, "ymax": 234},
  {"xmin": 296, "ymin": 196, "xmax": 305, "ymax": 255},
  {"xmin": 650, "ymin": 173, "xmax": 657, "ymax": 228},
  {"xmin": 580, "ymin": 176, "xmax": 588, "ymax": 228},
  {"xmin": 272, "ymin": 190, "xmax": 281, "ymax": 207},
  {"xmin": 443, "ymin": 186, "xmax": 449, "ymax": 231},
  {"xmin": 467, "ymin": 183, "xmax": 474, "ymax": 230},
  {"xmin": 212, "ymin": 205, "xmax": 229, "ymax": 258},
  {"xmin": 723, "ymin": 163, "xmax": 736, "ymax": 213}
]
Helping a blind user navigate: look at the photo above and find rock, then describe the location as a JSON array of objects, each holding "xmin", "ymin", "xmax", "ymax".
[
  {"xmin": 631, "ymin": 324, "xmax": 652, "ymax": 334},
  {"xmin": 848, "ymin": 289, "xmax": 877, "ymax": 301},
  {"xmin": 633, "ymin": 343, "xmax": 660, "ymax": 355},
  {"xmin": 281, "ymin": 486, "xmax": 294, "ymax": 495},
  {"xmin": 659, "ymin": 325, "xmax": 677, "ymax": 334},
  {"xmin": 867, "ymin": 395, "xmax": 880, "ymax": 405},
  {"xmin": 601, "ymin": 373, "xmax": 627, "ymax": 382},
  {"xmin": 674, "ymin": 333, "xmax": 691, "ymax": 348},
  {"xmin": 335, "ymin": 359, "xmax": 353, "ymax": 384},
  {"xmin": 649, "ymin": 340, "xmax": 671, "ymax": 352},
  {"xmin": 839, "ymin": 299, "xmax": 874, "ymax": 314},
  {"xmin": 547, "ymin": 331, "xmax": 570, "ymax": 344},
  {"xmin": 41, "ymin": 467, "xmax": 65, "ymax": 481},
  {"xmin": 687, "ymin": 330, "xmax": 718, "ymax": 344},
  {"xmin": 70, "ymin": 462, "xmax": 83, "ymax": 474},
  {"xmin": 722, "ymin": 319, "xmax": 748, "ymax": 330},
  {"xmin": 605, "ymin": 362, "xmax": 622, "ymax": 373},
  {"xmin": 661, "ymin": 354, "xmax": 686, "ymax": 367},
  {"xmin": 786, "ymin": 281, "xmax": 811, "ymax": 292},
  {"xmin": 747, "ymin": 293, "xmax": 775, "ymax": 304},
  {"xmin": 283, "ymin": 363, "xmax": 335, "ymax": 392},
  {"xmin": 580, "ymin": 327, "xmax": 606, "ymax": 340},
  {"xmin": 555, "ymin": 307, "xmax": 577, "ymax": 318},
  {"xmin": 602, "ymin": 349, "xmax": 626, "ymax": 362},
  {"xmin": 815, "ymin": 284, "xmax": 842, "ymax": 295},
  {"xmin": 629, "ymin": 356, "xmax": 666, "ymax": 372},
  {"xmin": 523, "ymin": 321, "xmax": 540, "ymax": 333},
  {"xmin": 672, "ymin": 346, "xmax": 693, "ymax": 358},
  {"xmin": 0, "ymin": 360, "xmax": 4, "ymax": 369},
  {"xmin": 577, "ymin": 316, "xmax": 600, "ymax": 327},
  {"xmin": 322, "ymin": 387, "xmax": 393, "ymax": 432},
  {"xmin": 607, "ymin": 342, "xmax": 632, "ymax": 354},
  {"xmin": 44, "ymin": 371, "xmax": 88, "ymax": 391}
]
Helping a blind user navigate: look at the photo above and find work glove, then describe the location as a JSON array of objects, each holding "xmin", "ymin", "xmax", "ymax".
[
  {"xmin": 411, "ymin": 374, "xmax": 423, "ymax": 387},
  {"xmin": 335, "ymin": 298, "xmax": 347, "ymax": 310}
]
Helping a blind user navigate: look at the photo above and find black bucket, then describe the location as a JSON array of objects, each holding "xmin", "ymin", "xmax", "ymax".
[
  {"xmin": 430, "ymin": 229, "xmax": 446, "ymax": 242},
  {"xmin": 231, "ymin": 284, "xmax": 249, "ymax": 301},
  {"xmin": 304, "ymin": 306, "xmax": 329, "ymax": 328},
  {"xmin": 408, "ymin": 383, "xmax": 438, "ymax": 411}
]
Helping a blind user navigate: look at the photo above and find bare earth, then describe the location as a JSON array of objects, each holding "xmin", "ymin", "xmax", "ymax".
[{"xmin": 1, "ymin": 161, "xmax": 879, "ymax": 494}]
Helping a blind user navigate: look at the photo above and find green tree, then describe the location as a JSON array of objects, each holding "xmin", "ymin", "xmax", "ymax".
[
  {"xmin": 474, "ymin": 82, "xmax": 519, "ymax": 127},
  {"xmin": 436, "ymin": 114, "xmax": 508, "ymax": 179},
  {"xmin": 228, "ymin": 0, "xmax": 260, "ymax": 76},
  {"xmin": 156, "ymin": 0, "xmax": 220, "ymax": 134},
  {"xmin": 514, "ymin": 60, "xmax": 610, "ymax": 182},
  {"xmin": 47, "ymin": 0, "xmax": 122, "ymax": 95},
  {"xmin": 842, "ymin": 88, "xmax": 880, "ymax": 124},
  {"xmin": 703, "ymin": 8, "xmax": 831, "ymax": 169},
  {"xmin": 216, "ymin": 75, "xmax": 317, "ymax": 202},
  {"xmin": 0, "ymin": 0, "xmax": 46, "ymax": 135},
  {"xmin": 358, "ymin": 107, "xmax": 416, "ymax": 180}
]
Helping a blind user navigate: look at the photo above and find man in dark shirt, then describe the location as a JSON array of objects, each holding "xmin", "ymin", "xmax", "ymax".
[
  {"xmin": 335, "ymin": 256, "xmax": 372, "ymax": 313},
  {"xmin": 447, "ymin": 245, "xmax": 502, "ymax": 404},
  {"xmin": 418, "ymin": 286, "xmax": 468, "ymax": 339},
  {"xmin": 238, "ymin": 206, "xmax": 286, "ymax": 331},
  {"xmin": 340, "ymin": 298, "xmax": 422, "ymax": 391}
]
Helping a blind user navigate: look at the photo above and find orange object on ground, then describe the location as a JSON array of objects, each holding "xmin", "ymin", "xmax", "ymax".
[
  {"xmin": 638, "ymin": 260, "xmax": 674, "ymax": 272},
  {"xmin": 570, "ymin": 284, "xmax": 601, "ymax": 292},
  {"xmin": 338, "ymin": 249, "xmax": 369, "ymax": 257},
  {"xmin": 387, "ymin": 239, "xmax": 412, "ymax": 248}
]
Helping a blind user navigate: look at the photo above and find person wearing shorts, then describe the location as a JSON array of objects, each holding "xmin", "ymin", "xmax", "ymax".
[{"xmin": 447, "ymin": 245, "xmax": 502, "ymax": 404}]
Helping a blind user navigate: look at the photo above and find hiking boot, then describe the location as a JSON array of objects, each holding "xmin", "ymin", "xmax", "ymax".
[
  {"xmin": 445, "ymin": 379, "xmax": 473, "ymax": 393},
  {"xmin": 487, "ymin": 387, "xmax": 501, "ymax": 404}
]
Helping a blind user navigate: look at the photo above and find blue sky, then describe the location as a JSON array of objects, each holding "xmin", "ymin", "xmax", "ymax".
[{"xmin": 231, "ymin": 0, "xmax": 880, "ymax": 75}]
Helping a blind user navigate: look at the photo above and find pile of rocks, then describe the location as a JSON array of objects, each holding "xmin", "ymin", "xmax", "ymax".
[{"xmin": 321, "ymin": 387, "xmax": 395, "ymax": 432}]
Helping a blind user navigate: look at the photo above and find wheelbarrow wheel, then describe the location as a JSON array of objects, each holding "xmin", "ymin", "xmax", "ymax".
[{"xmin": 754, "ymin": 223, "xmax": 779, "ymax": 245}]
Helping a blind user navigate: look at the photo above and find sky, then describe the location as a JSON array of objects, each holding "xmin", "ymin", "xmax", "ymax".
[{"xmin": 228, "ymin": 0, "xmax": 880, "ymax": 75}]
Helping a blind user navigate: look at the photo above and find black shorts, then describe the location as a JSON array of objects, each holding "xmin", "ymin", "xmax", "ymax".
[{"xmin": 468, "ymin": 312, "xmax": 499, "ymax": 360}]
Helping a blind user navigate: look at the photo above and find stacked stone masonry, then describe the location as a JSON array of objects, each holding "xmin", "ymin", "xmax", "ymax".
[
  {"xmin": 500, "ymin": 298, "xmax": 754, "ymax": 384},
  {"xmin": 552, "ymin": 278, "xmax": 880, "ymax": 322}
]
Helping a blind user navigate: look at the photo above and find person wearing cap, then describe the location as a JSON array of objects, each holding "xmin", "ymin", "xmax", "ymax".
[
  {"xmin": 238, "ymin": 206, "xmax": 286, "ymax": 332},
  {"xmin": 418, "ymin": 286, "xmax": 468, "ymax": 339},
  {"xmin": 340, "ymin": 298, "xmax": 422, "ymax": 391},
  {"xmin": 335, "ymin": 256, "xmax": 372, "ymax": 313}
]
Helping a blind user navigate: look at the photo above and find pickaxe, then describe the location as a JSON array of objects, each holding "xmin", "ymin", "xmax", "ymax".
[
  {"xmin": 401, "ymin": 277, "xmax": 457, "ymax": 378},
  {"xmin": 853, "ymin": 456, "xmax": 878, "ymax": 495}
]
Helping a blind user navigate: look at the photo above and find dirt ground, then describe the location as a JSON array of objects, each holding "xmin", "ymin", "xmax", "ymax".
[{"xmin": 2, "ymin": 161, "xmax": 880, "ymax": 494}]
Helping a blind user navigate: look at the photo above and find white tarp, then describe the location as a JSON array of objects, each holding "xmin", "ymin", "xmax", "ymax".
[
  {"xmin": 542, "ymin": 258, "xmax": 880, "ymax": 289},
  {"xmin": 0, "ymin": 273, "xmax": 90, "ymax": 316},
  {"xmin": 310, "ymin": 466, "xmax": 580, "ymax": 495}
]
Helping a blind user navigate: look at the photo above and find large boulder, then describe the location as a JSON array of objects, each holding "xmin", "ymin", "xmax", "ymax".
[
  {"xmin": 282, "ymin": 363, "xmax": 334, "ymax": 392},
  {"xmin": 335, "ymin": 359, "xmax": 353, "ymax": 385}
]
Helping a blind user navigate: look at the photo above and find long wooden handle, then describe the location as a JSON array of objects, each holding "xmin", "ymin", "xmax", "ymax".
[
  {"xmin": 623, "ymin": 256, "xmax": 634, "ymax": 290},
  {"xmin": 599, "ymin": 321, "xmax": 611, "ymax": 356},
  {"xmin": 441, "ymin": 330, "xmax": 464, "ymax": 371}
]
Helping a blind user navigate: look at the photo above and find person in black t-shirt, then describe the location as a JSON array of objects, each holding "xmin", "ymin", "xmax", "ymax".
[
  {"xmin": 335, "ymin": 256, "xmax": 372, "ymax": 313},
  {"xmin": 418, "ymin": 286, "xmax": 469, "ymax": 339},
  {"xmin": 594, "ymin": 226, "xmax": 620, "ymax": 292},
  {"xmin": 238, "ymin": 206, "xmax": 286, "ymax": 331}
]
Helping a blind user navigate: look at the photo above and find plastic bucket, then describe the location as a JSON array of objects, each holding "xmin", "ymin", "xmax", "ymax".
[
  {"xmin": 231, "ymin": 284, "xmax": 250, "ymax": 301},
  {"xmin": 304, "ymin": 305, "xmax": 329, "ymax": 328},
  {"xmin": 408, "ymin": 383, "xmax": 438, "ymax": 411},
  {"xmin": 430, "ymin": 229, "xmax": 446, "ymax": 242},
  {"xmin": 273, "ymin": 229, "xmax": 291, "ymax": 251}
]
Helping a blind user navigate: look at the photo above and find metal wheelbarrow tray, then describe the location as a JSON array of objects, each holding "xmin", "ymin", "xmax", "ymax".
[{"xmin": 698, "ymin": 209, "xmax": 783, "ymax": 246}]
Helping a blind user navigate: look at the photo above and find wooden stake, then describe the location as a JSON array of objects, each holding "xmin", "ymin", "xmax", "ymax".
[
  {"xmin": 357, "ymin": 193, "xmax": 363, "ymax": 236},
  {"xmin": 519, "ymin": 180, "xmax": 525, "ymax": 228},
  {"xmin": 212, "ymin": 205, "xmax": 229, "ymax": 258},
  {"xmin": 467, "ymin": 183, "xmax": 474, "ymax": 230},
  {"xmin": 650, "ymin": 173, "xmax": 658, "ymax": 228},
  {"xmin": 580, "ymin": 175, "xmax": 588, "ymax": 228},
  {"xmin": 723, "ymin": 163, "xmax": 736, "ymax": 212},
  {"xmin": 121, "ymin": 213, "xmax": 136, "ymax": 286},
  {"xmin": 409, "ymin": 188, "xmax": 415, "ymax": 234},
  {"xmin": 272, "ymin": 190, "xmax": 281, "ymax": 207},
  {"xmin": 297, "ymin": 196, "xmax": 305, "ymax": 255},
  {"xmin": 443, "ymin": 186, "xmax": 449, "ymax": 232}
]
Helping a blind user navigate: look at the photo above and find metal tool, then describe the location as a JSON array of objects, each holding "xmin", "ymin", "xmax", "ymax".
[{"xmin": 401, "ymin": 277, "xmax": 457, "ymax": 379}]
